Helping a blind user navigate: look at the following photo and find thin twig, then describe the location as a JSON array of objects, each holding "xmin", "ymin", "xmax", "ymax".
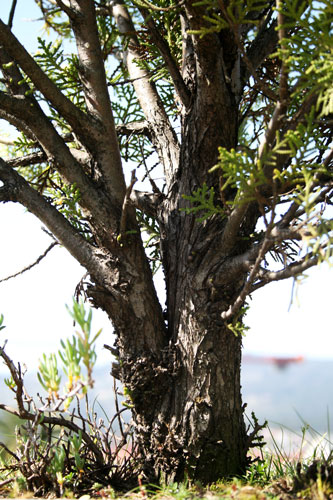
[
  {"xmin": 0, "ymin": 347, "xmax": 30, "ymax": 417},
  {"xmin": 0, "ymin": 442, "xmax": 19, "ymax": 461},
  {"xmin": 0, "ymin": 241, "xmax": 58, "ymax": 284},
  {"xmin": 138, "ymin": 7, "xmax": 190, "ymax": 108},
  {"xmin": 0, "ymin": 137, "xmax": 15, "ymax": 146},
  {"xmin": 133, "ymin": 0, "xmax": 185, "ymax": 12},
  {"xmin": 114, "ymin": 378, "xmax": 124, "ymax": 439},
  {"xmin": 250, "ymin": 253, "xmax": 321, "ymax": 292},
  {"xmin": 258, "ymin": 2, "xmax": 289, "ymax": 159},
  {"xmin": 7, "ymin": 0, "xmax": 18, "ymax": 29}
]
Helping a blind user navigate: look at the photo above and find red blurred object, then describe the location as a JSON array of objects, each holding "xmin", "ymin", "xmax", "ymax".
[{"xmin": 243, "ymin": 355, "xmax": 304, "ymax": 369}]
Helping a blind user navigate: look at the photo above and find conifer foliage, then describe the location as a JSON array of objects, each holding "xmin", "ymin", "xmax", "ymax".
[{"xmin": 0, "ymin": 0, "xmax": 332, "ymax": 484}]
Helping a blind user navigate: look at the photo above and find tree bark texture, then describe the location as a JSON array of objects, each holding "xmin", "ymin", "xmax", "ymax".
[{"xmin": 86, "ymin": 73, "xmax": 250, "ymax": 481}]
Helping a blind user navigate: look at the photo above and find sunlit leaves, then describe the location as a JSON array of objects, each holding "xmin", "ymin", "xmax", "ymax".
[
  {"xmin": 38, "ymin": 353, "xmax": 61, "ymax": 399},
  {"xmin": 65, "ymin": 299, "xmax": 101, "ymax": 389},
  {"xmin": 276, "ymin": 0, "xmax": 333, "ymax": 116},
  {"xmin": 34, "ymin": 38, "xmax": 84, "ymax": 109},
  {"xmin": 38, "ymin": 0, "xmax": 72, "ymax": 39},
  {"xmin": 0, "ymin": 313, "xmax": 5, "ymax": 331}
]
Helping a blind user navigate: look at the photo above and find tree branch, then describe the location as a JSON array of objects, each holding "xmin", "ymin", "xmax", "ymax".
[
  {"xmin": 6, "ymin": 151, "xmax": 46, "ymax": 168},
  {"xmin": 217, "ymin": 1, "xmax": 278, "ymax": 103},
  {"xmin": 0, "ymin": 157, "xmax": 96, "ymax": 271},
  {"xmin": 115, "ymin": 120, "xmax": 152, "ymax": 139},
  {"xmin": 130, "ymin": 190, "xmax": 162, "ymax": 217},
  {"xmin": 138, "ymin": 7, "xmax": 191, "ymax": 108},
  {"xmin": 0, "ymin": 241, "xmax": 59, "ymax": 283},
  {"xmin": 220, "ymin": 202, "xmax": 249, "ymax": 255},
  {"xmin": 4, "ymin": 121, "xmax": 151, "ymax": 170},
  {"xmin": 7, "ymin": 0, "xmax": 18, "ymax": 29},
  {"xmin": 216, "ymin": 221, "xmax": 307, "ymax": 289},
  {"xmin": 119, "ymin": 169, "xmax": 137, "ymax": 238},
  {"xmin": 60, "ymin": 0, "xmax": 126, "ymax": 205},
  {"xmin": 263, "ymin": 92, "xmax": 319, "ymax": 181},
  {"xmin": 219, "ymin": 214, "xmax": 315, "ymax": 320},
  {"xmin": 258, "ymin": 2, "xmax": 289, "ymax": 159},
  {"xmin": 0, "ymin": 19, "xmax": 96, "ymax": 151},
  {"xmin": 0, "ymin": 137, "xmax": 15, "ymax": 146},
  {"xmin": 110, "ymin": 1, "xmax": 180, "ymax": 187},
  {"xmin": 0, "ymin": 91, "xmax": 115, "ymax": 228},
  {"xmin": 0, "ymin": 108, "xmax": 36, "ymax": 143},
  {"xmin": 221, "ymin": 212, "xmax": 276, "ymax": 321},
  {"xmin": 220, "ymin": 93, "xmax": 319, "ymax": 252},
  {"xmin": 243, "ymin": 18, "xmax": 278, "ymax": 86},
  {"xmin": 250, "ymin": 254, "xmax": 321, "ymax": 293}
]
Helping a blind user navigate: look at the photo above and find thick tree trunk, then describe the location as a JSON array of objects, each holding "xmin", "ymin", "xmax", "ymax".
[
  {"xmin": 143, "ymin": 292, "xmax": 247, "ymax": 483},
  {"xmin": 85, "ymin": 11, "xmax": 251, "ymax": 482},
  {"xmin": 86, "ymin": 92, "xmax": 250, "ymax": 483}
]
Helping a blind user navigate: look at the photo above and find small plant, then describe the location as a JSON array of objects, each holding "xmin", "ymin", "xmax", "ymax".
[{"xmin": 0, "ymin": 300, "xmax": 139, "ymax": 497}]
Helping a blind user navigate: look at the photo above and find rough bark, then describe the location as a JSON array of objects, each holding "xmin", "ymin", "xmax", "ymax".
[{"xmin": 95, "ymin": 23, "xmax": 250, "ymax": 478}]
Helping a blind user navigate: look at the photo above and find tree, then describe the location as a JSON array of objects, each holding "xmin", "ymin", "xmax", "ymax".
[{"xmin": 0, "ymin": 0, "xmax": 332, "ymax": 484}]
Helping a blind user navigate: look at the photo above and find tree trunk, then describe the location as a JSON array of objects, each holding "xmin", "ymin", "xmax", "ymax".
[
  {"xmin": 84, "ymin": 4, "xmax": 251, "ymax": 483},
  {"xmin": 86, "ymin": 89, "xmax": 251, "ymax": 482}
]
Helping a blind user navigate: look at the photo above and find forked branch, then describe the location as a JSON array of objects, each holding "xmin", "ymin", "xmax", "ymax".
[
  {"xmin": 0, "ymin": 20, "xmax": 93, "ymax": 148},
  {"xmin": 0, "ymin": 157, "xmax": 95, "ymax": 271},
  {"xmin": 111, "ymin": 1, "xmax": 180, "ymax": 186},
  {"xmin": 138, "ymin": 7, "xmax": 191, "ymax": 108}
]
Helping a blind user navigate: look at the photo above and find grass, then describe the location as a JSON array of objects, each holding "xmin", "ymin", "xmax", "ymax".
[
  {"xmin": 1, "ymin": 400, "xmax": 333, "ymax": 499},
  {"xmin": 2, "ymin": 424, "xmax": 333, "ymax": 499}
]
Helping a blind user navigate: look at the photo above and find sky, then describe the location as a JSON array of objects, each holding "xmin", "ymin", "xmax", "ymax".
[{"xmin": 0, "ymin": 1, "xmax": 332, "ymax": 374}]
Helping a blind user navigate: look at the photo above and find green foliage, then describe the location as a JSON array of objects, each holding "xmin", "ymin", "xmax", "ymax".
[
  {"xmin": 0, "ymin": 313, "xmax": 5, "ymax": 331},
  {"xmin": 64, "ymin": 299, "xmax": 102, "ymax": 389},
  {"xmin": 227, "ymin": 304, "xmax": 250, "ymax": 337},
  {"xmin": 35, "ymin": 38, "xmax": 84, "ymax": 108},
  {"xmin": 4, "ymin": 376, "xmax": 16, "ymax": 392},
  {"xmin": 211, "ymin": 147, "xmax": 263, "ymax": 205},
  {"xmin": 276, "ymin": 0, "xmax": 333, "ymax": 115},
  {"xmin": 1, "ymin": 0, "xmax": 330, "ymax": 283},
  {"xmin": 38, "ymin": 2, "xmax": 72, "ymax": 39},
  {"xmin": 137, "ymin": 210, "xmax": 161, "ymax": 273},
  {"xmin": 35, "ymin": 300, "xmax": 101, "ymax": 409},
  {"xmin": 188, "ymin": 0, "xmax": 270, "ymax": 38},
  {"xmin": 38, "ymin": 352, "xmax": 61, "ymax": 398},
  {"xmin": 54, "ymin": 183, "xmax": 92, "ymax": 240},
  {"xmin": 182, "ymin": 183, "xmax": 225, "ymax": 222}
]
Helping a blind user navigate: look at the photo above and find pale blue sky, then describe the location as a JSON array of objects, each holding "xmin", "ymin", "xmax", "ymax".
[{"xmin": 0, "ymin": 1, "xmax": 332, "ymax": 372}]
